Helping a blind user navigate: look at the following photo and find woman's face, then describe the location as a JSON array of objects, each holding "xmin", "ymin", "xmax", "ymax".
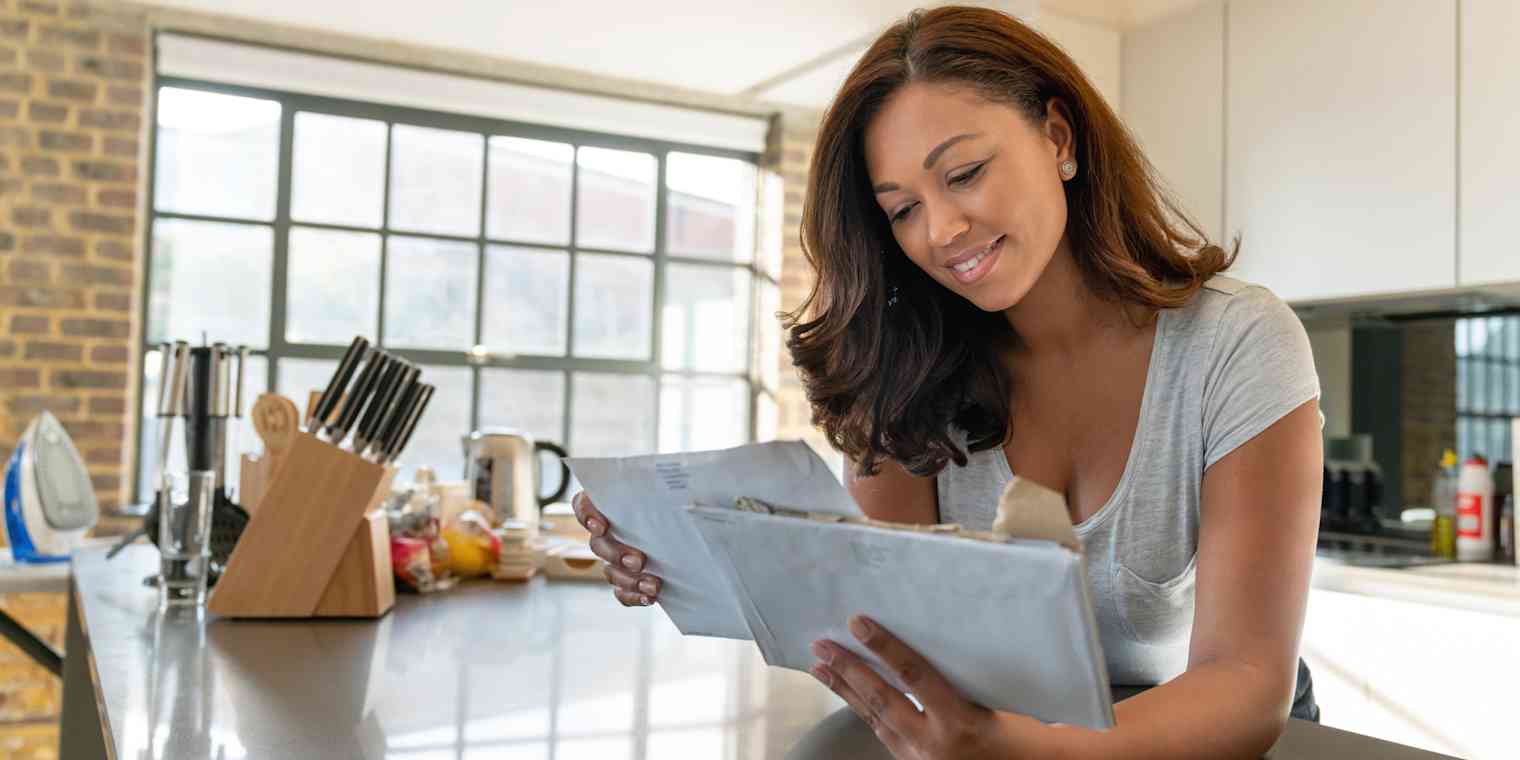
[{"xmin": 863, "ymin": 82, "xmax": 1073, "ymax": 312}]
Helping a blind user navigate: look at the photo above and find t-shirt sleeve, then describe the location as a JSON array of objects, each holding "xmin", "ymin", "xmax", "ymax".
[{"xmin": 1200, "ymin": 285, "xmax": 1321, "ymax": 470}]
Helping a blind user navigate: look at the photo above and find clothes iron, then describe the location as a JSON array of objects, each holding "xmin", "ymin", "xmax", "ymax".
[{"xmin": 3, "ymin": 411, "xmax": 99, "ymax": 563}]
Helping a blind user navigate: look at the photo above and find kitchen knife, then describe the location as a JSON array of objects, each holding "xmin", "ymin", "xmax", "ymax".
[
  {"xmin": 353, "ymin": 357, "xmax": 410, "ymax": 453},
  {"xmin": 325, "ymin": 349, "xmax": 387, "ymax": 445},
  {"xmin": 154, "ymin": 342, "xmax": 173, "ymax": 417},
  {"xmin": 233, "ymin": 346, "xmax": 249, "ymax": 418},
  {"xmin": 382, "ymin": 383, "xmax": 435, "ymax": 465},
  {"xmin": 308, "ymin": 336, "xmax": 370, "ymax": 432},
  {"xmin": 367, "ymin": 374, "xmax": 420, "ymax": 461}
]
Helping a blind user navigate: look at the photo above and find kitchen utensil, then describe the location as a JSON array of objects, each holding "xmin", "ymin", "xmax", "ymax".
[
  {"xmin": 365, "ymin": 370, "xmax": 420, "ymax": 461},
  {"xmin": 462, "ymin": 429, "xmax": 570, "ymax": 532},
  {"xmin": 354, "ymin": 357, "xmax": 410, "ymax": 454},
  {"xmin": 327, "ymin": 350, "xmax": 387, "ymax": 445},
  {"xmin": 382, "ymin": 384, "xmax": 435, "ymax": 465},
  {"xmin": 309, "ymin": 337, "xmax": 369, "ymax": 432}
]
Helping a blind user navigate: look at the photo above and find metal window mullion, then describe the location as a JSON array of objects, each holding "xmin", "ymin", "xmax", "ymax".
[
  {"xmin": 269, "ymin": 100, "xmax": 296, "ymax": 384},
  {"xmin": 378, "ymin": 123, "xmax": 394, "ymax": 347},
  {"xmin": 652, "ymin": 151, "xmax": 669, "ymax": 452},
  {"xmin": 131, "ymin": 68, "xmax": 165, "ymax": 503},
  {"xmin": 473, "ymin": 133, "xmax": 490, "ymax": 434},
  {"xmin": 564, "ymin": 145, "xmax": 581, "ymax": 451}
]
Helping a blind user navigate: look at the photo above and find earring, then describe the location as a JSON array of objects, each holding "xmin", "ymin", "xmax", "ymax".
[{"xmin": 1059, "ymin": 159, "xmax": 1077, "ymax": 180}]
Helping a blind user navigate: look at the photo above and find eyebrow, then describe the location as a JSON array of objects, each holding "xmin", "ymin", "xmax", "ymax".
[{"xmin": 872, "ymin": 132, "xmax": 982, "ymax": 194}]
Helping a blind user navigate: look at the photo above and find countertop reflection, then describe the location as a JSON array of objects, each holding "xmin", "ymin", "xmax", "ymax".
[{"xmin": 73, "ymin": 545, "xmax": 842, "ymax": 760}]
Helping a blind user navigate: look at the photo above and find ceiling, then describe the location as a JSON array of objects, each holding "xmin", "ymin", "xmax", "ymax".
[{"xmin": 143, "ymin": 0, "xmax": 1199, "ymax": 109}]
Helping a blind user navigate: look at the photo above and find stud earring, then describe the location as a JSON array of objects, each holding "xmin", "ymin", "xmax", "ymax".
[{"xmin": 1059, "ymin": 159, "xmax": 1078, "ymax": 180}]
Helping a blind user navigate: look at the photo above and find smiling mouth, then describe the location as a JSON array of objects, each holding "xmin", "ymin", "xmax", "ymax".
[{"xmin": 946, "ymin": 235, "xmax": 1004, "ymax": 284}]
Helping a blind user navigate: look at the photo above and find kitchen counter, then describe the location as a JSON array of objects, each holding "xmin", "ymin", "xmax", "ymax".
[
  {"xmin": 61, "ymin": 545, "xmax": 1454, "ymax": 759},
  {"xmin": 1312, "ymin": 556, "xmax": 1520, "ymax": 617}
]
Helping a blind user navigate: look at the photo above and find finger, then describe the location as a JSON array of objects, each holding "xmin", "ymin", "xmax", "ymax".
[
  {"xmin": 813, "ymin": 664, "xmax": 911, "ymax": 756},
  {"xmin": 603, "ymin": 561, "xmax": 662, "ymax": 598},
  {"xmin": 571, "ymin": 492, "xmax": 608, "ymax": 536},
  {"xmin": 612, "ymin": 587, "xmax": 654, "ymax": 607},
  {"xmin": 589, "ymin": 535, "xmax": 646, "ymax": 574},
  {"xmin": 813, "ymin": 640, "xmax": 924, "ymax": 734},
  {"xmin": 849, "ymin": 615, "xmax": 977, "ymax": 721}
]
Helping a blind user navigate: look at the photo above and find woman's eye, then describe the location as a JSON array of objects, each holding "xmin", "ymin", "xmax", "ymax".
[
  {"xmin": 949, "ymin": 164, "xmax": 984, "ymax": 186},
  {"xmin": 890, "ymin": 204, "xmax": 915, "ymax": 223}
]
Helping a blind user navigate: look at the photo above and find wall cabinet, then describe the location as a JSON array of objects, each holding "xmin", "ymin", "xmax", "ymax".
[{"xmin": 1459, "ymin": 0, "xmax": 1520, "ymax": 286}]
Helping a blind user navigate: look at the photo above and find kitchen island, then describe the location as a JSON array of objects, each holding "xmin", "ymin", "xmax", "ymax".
[{"xmin": 62, "ymin": 545, "xmax": 1454, "ymax": 759}]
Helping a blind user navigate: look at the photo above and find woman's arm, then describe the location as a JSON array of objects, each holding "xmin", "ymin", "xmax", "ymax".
[
  {"xmin": 1030, "ymin": 399, "xmax": 1323, "ymax": 759},
  {"xmin": 845, "ymin": 457, "xmax": 939, "ymax": 524}
]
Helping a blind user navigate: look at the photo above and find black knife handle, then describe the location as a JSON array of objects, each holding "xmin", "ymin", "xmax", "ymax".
[
  {"xmin": 327, "ymin": 349, "xmax": 386, "ymax": 442},
  {"xmin": 372, "ymin": 376, "xmax": 421, "ymax": 460},
  {"xmin": 385, "ymin": 383, "xmax": 435, "ymax": 464},
  {"xmin": 355, "ymin": 357, "xmax": 408, "ymax": 450},
  {"xmin": 310, "ymin": 336, "xmax": 370, "ymax": 431}
]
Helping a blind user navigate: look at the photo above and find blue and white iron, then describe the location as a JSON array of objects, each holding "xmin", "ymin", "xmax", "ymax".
[{"xmin": 4, "ymin": 411, "xmax": 98, "ymax": 563}]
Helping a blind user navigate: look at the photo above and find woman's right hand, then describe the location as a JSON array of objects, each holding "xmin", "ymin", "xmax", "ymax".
[{"xmin": 571, "ymin": 491, "xmax": 662, "ymax": 607}]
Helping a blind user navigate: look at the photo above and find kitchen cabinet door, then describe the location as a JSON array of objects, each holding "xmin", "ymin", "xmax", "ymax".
[
  {"xmin": 1121, "ymin": 0, "xmax": 1225, "ymax": 244},
  {"xmin": 1225, "ymin": 0, "xmax": 1457, "ymax": 303},
  {"xmin": 1459, "ymin": 0, "xmax": 1520, "ymax": 286}
]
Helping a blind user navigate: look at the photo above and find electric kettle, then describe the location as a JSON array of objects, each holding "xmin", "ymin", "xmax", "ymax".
[{"xmin": 461, "ymin": 429, "xmax": 570, "ymax": 533}]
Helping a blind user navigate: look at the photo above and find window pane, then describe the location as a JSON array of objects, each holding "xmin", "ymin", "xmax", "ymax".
[
  {"xmin": 576, "ymin": 147, "xmax": 655, "ymax": 253},
  {"xmin": 665, "ymin": 152, "xmax": 756, "ymax": 263},
  {"xmin": 154, "ymin": 87, "xmax": 279, "ymax": 220},
  {"xmin": 137, "ymin": 350, "xmax": 267, "ymax": 503},
  {"xmin": 480, "ymin": 368, "xmax": 566, "ymax": 492},
  {"xmin": 570, "ymin": 373, "xmax": 655, "ymax": 457},
  {"xmin": 389, "ymin": 125, "xmax": 484, "ymax": 236},
  {"xmin": 573, "ymin": 253, "xmax": 652, "ymax": 360},
  {"xmin": 659, "ymin": 375, "xmax": 748, "ymax": 453},
  {"xmin": 756, "ymin": 391, "xmax": 778, "ymax": 442},
  {"xmin": 1491, "ymin": 361, "xmax": 1505, "ymax": 415},
  {"xmin": 1455, "ymin": 321, "xmax": 1468, "ymax": 357},
  {"xmin": 661, "ymin": 264, "xmax": 750, "ymax": 373},
  {"xmin": 393, "ymin": 366, "xmax": 473, "ymax": 481},
  {"xmin": 291, "ymin": 112, "xmax": 386, "ymax": 227},
  {"xmin": 488, "ymin": 137, "xmax": 572, "ymax": 245},
  {"xmin": 756, "ymin": 280, "xmax": 781, "ymax": 391},
  {"xmin": 1471, "ymin": 359, "xmax": 1487, "ymax": 413},
  {"xmin": 483, "ymin": 246, "xmax": 569, "ymax": 356},
  {"xmin": 757, "ymin": 170, "xmax": 784, "ymax": 278},
  {"xmin": 148, "ymin": 219, "xmax": 272, "ymax": 347},
  {"xmin": 277, "ymin": 358, "xmax": 337, "ymax": 411},
  {"xmin": 1508, "ymin": 317, "xmax": 1520, "ymax": 361},
  {"xmin": 1509, "ymin": 363, "xmax": 1520, "ymax": 412},
  {"xmin": 384, "ymin": 236, "xmax": 479, "ymax": 350},
  {"xmin": 286, "ymin": 227, "xmax": 380, "ymax": 345}
]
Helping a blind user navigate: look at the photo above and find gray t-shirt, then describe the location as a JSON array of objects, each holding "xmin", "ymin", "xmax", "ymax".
[{"xmin": 935, "ymin": 276, "xmax": 1320, "ymax": 686}]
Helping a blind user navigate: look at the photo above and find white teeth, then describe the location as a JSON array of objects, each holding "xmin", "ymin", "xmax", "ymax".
[{"xmin": 950, "ymin": 238, "xmax": 999, "ymax": 274}]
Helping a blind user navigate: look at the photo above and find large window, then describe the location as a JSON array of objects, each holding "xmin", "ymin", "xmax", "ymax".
[
  {"xmin": 135, "ymin": 81, "xmax": 781, "ymax": 500},
  {"xmin": 1456, "ymin": 315, "xmax": 1520, "ymax": 464}
]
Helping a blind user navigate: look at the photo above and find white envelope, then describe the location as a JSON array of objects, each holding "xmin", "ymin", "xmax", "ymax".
[
  {"xmin": 565, "ymin": 441, "xmax": 861, "ymax": 639},
  {"xmin": 687, "ymin": 505, "xmax": 1115, "ymax": 730}
]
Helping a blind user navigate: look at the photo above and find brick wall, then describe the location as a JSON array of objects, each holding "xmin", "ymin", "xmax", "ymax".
[{"xmin": 1402, "ymin": 320, "xmax": 1457, "ymax": 510}]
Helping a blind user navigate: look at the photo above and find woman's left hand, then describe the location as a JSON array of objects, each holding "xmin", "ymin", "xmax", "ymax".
[{"xmin": 811, "ymin": 615, "xmax": 1045, "ymax": 760}]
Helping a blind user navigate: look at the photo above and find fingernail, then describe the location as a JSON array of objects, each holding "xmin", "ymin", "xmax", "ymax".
[
  {"xmin": 850, "ymin": 615, "xmax": 874, "ymax": 642},
  {"xmin": 811, "ymin": 665, "xmax": 833, "ymax": 687},
  {"xmin": 638, "ymin": 578, "xmax": 657, "ymax": 595},
  {"xmin": 811, "ymin": 640, "xmax": 833, "ymax": 664},
  {"xmin": 587, "ymin": 518, "xmax": 604, "ymax": 535},
  {"xmin": 622, "ymin": 554, "xmax": 641, "ymax": 570},
  {"xmin": 640, "ymin": 595, "xmax": 653, "ymax": 606}
]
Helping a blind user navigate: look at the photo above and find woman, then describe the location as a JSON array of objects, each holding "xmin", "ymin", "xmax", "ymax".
[{"xmin": 573, "ymin": 6, "xmax": 1323, "ymax": 758}]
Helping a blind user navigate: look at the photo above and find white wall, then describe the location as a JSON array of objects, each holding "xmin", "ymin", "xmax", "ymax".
[
  {"xmin": 1035, "ymin": 10, "xmax": 1123, "ymax": 110},
  {"xmin": 1306, "ymin": 323, "xmax": 1352, "ymax": 439}
]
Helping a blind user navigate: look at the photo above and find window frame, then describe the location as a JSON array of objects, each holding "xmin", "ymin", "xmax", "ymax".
[
  {"xmin": 1455, "ymin": 315, "xmax": 1520, "ymax": 465},
  {"xmin": 134, "ymin": 71, "xmax": 775, "ymax": 499}
]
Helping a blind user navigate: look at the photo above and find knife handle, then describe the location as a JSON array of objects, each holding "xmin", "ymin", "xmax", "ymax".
[
  {"xmin": 384, "ymin": 383, "xmax": 435, "ymax": 465},
  {"xmin": 328, "ymin": 349, "xmax": 386, "ymax": 444},
  {"xmin": 371, "ymin": 375, "xmax": 420, "ymax": 460},
  {"xmin": 154, "ymin": 342, "xmax": 174, "ymax": 417},
  {"xmin": 309, "ymin": 336, "xmax": 370, "ymax": 432},
  {"xmin": 354, "ymin": 356, "xmax": 408, "ymax": 451}
]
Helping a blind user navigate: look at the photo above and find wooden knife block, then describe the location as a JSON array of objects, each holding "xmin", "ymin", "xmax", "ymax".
[{"xmin": 210, "ymin": 431, "xmax": 396, "ymax": 618}]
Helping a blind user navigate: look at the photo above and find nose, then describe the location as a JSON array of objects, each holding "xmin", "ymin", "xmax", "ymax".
[{"xmin": 926, "ymin": 201, "xmax": 969, "ymax": 251}]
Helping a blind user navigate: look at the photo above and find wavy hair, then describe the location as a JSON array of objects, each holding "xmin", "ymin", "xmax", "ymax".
[{"xmin": 786, "ymin": 5, "xmax": 1234, "ymax": 478}]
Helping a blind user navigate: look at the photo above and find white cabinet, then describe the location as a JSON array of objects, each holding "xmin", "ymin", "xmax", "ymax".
[
  {"xmin": 1120, "ymin": 1, "xmax": 1224, "ymax": 243},
  {"xmin": 1459, "ymin": 0, "xmax": 1520, "ymax": 286},
  {"xmin": 1224, "ymin": 0, "xmax": 1457, "ymax": 303}
]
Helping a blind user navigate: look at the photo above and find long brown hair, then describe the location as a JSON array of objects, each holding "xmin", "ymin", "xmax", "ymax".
[{"xmin": 786, "ymin": 5, "xmax": 1233, "ymax": 478}]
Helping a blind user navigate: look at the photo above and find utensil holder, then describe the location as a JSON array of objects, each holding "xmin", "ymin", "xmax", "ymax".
[{"xmin": 209, "ymin": 430, "xmax": 396, "ymax": 618}]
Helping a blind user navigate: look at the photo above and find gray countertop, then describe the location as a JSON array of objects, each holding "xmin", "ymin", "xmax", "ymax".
[{"xmin": 66, "ymin": 545, "xmax": 1455, "ymax": 759}]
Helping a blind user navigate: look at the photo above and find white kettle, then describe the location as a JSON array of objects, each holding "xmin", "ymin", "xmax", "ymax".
[{"xmin": 461, "ymin": 429, "xmax": 569, "ymax": 533}]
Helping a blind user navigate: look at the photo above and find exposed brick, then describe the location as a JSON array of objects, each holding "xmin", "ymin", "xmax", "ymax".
[
  {"xmin": 0, "ymin": 124, "xmax": 30, "ymax": 147},
  {"xmin": 105, "ymin": 84, "xmax": 140, "ymax": 107},
  {"xmin": 89, "ymin": 344, "xmax": 127, "ymax": 364},
  {"xmin": 23, "ymin": 340, "xmax": 81, "ymax": 361},
  {"xmin": 0, "ymin": 368, "xmax": 42, "ymax": 389},
  {"xmin": 20, "ymin": 234, "xmax": 82, "ymax": 257},
  {"xmin": 84, "ymin": 445, "xmax": 121, "ymax": 465},
  {"xmin": 59, "ymin": 317, "xmax": 127, "ymax": 338},
  {"xmin": 20, "ymin": 155, "xmax": 58, "ymax": 176},
  {"xmin": 93, "ymin": 290, "xmax": 130, "ymax": 312},
  {"xmin": 27, "ymin": 100, "xmax": 68, "ymax": 123},
  {"xmin": 51, "ymin": 369, "xmax": 125, "ymax": 389},
  {"xmin": 37, "ymin": 128, "xmax": 89, "ymax": 151},
  {"xmin": 89, "ymin": 474, "xmax": 118, "ymax": 492},
  {"xmin": 0, "ymin": 285, "xmax": 84, "ymax": 308},
  {"xmin": 0, "ymin": 175, "xmax": 22, "ymax": 194},
  {"xmin": 93, "ymin": 238, "xmax": 130, "ymax": 261},
  {"xmin": 25, "ymin": 48, "xmax": 67, "ymax": 75},
  {"xmin": 74, "ymin": 54, "xmax": 142, "ymax": 82},
  {"xmin": 20, "ymin": 0, "xmax": 61, "ymax": 15},
  {"xmin": 8, "ymin": 394, "xmax": 81, "ymax": 417},
  {"xmin": 77, "ymin": 106, "xmax": 136, "ymax": 131},
  {"xmin": 0, "ymin": 231, "xmax": 15, "ymax": 251},
  {"xmin": 45, "ymin": 77, "xmax": 96, "ymax": 102},
  {"xmin": 30, "ymin": 181, "xmax": 85, "ymax": 205},
  {"xmin": 8, "ymin": 258, "xmax": 49, "ymax": 282},
  {"xmin": 12, "ymin": 206, "xmax": 49, "ymax": 228},
  {"xmin": 67, "ymin": 209, "xmax": 131, "ymax": 234},
  {"xmin": 88, "ymin": 396, "xmax": 124, "ymax": 414},
  {"xmin": 38, "ymin": 24, "xmax": 98, "ymax": 51},
  {"xmin": 102, "ymin": 135, "xmax": 136, "ymax": 157},
  {"xmin": 10, "ymin": 313, "xmax": 49, "ymax": 333},
  {"xmin": 61, "ymin": 420, "xmax": 124, "ymax": 440},
  {"xmin": 60, "ymin": 262, "xmax": 130, "ymax": 286},
  {"xmin": 95, "ymin": 187, "xmax": 133, "ymax": 207},
  {"xmin": 107, "ymin": 33, "xmax": 145, "ymax": 58},
  {"xmin": 70, "ymin": 159, "xmax": 132, "ymax": 182},
  {"xmin": 0, "ymin": 98, "xmax": 17, "ymax": 118},
  {"xmin": 0, "ymin": 339, "xmax": 14, "ymax": 357},
  {"xmin": 0, "ymin": 19, "xmax": 30, "ymax": 41}
]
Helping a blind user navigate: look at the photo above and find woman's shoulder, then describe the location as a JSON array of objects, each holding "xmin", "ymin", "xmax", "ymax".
[{"xmin": 1166, "ymin": 275, "xmax": 1302, "ymax": 347}]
